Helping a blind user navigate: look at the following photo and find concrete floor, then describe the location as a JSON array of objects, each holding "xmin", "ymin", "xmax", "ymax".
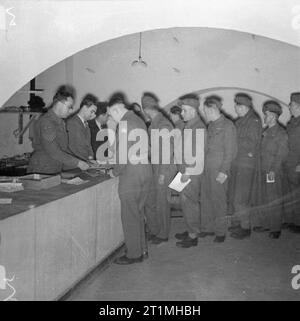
[{"xmin": 67, "ymin": 218, "xmax": 300, "ymax": 301}]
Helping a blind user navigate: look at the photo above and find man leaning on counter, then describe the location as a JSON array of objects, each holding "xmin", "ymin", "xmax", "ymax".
[
  {"xmin": 66, "ymin": 94, "xmax": 97, "ymax": 162},
  {"xmin": 27, "ymin": 86, "xmax": 90, "ymax": 174}
]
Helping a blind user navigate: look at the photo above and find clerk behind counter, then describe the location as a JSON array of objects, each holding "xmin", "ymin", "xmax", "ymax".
[
  {"xmin": 27, "ymin": 86, "xmax": 90, "ymax": 174},
  {"xmin": 66, "ymin": 94, "xmax": 98, "ymax": 162}
]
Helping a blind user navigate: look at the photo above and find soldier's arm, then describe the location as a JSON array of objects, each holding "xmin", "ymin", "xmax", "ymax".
[
  {"xmin": 220, "ymin": 123, "xmax": 238, "ymax": 174},
  {"xmin": 112, "ymin": 120, "xmax": 137, "ymax": 177},
  {"xmin": 240, "ymin": 118, "xmax": 262, "ymax": 156},
  {"xmin": 87, "ymin": 132, "xmax": 94, "ymax": 160},
  {"xmin": 158, "ymin": 121, "xmax": 175, "ymax": 177},
  {"xmin": 40, "ymin": 120, "xmax": 79, "ymax": 168},
  {"xmin": 291, "ymin": 126, "xmax": 300, "ymax": 165},
  {"xmin": 180, "ymin": 125, "xmax": 206, "ymax": 177},
  {"xmin": 269, "ymin": 133, "xmax": 289, "ymax": 173},
  {"xmin": 285, "ymin": 125, "xmax": 300, "ymax": 168},
  {"xmin": 67, "ymin": 119, "xmax": 90, "ymax": 160}
]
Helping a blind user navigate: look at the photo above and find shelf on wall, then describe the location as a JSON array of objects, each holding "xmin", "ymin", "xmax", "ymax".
[
  {"xmin": 0, "ymin": 107, "xmax": 44, "ymax": 144},
  {"xmin": 17, "ymin": 90, "xmax": 44, "ymax": 94},
  {"xmin": 0, "ymin": 107, "xmax": 44, "ymax": 114}
]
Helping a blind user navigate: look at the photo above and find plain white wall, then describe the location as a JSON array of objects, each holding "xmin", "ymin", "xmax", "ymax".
[{"xmin": 72, "ymin": 28, "xmax": 299, "ymax": 122}]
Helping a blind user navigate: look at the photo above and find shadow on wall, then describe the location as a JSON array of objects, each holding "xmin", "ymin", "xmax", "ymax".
[{"xmin": 165, "ymin": 86, "xmax": 291, "ymax": 126}]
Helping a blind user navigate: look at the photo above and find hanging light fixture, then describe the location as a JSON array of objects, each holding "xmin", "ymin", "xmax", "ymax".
[{"xmin": 131, "ymin": 32, "xmax": 147, "ymax": 67}]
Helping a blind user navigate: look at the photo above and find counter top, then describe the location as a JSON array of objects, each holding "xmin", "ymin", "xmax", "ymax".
[{"xmin": 0, "ymin": 172, "xmax": 111, "ymax": 221}]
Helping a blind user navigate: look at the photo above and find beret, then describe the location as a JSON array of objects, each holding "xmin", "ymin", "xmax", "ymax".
[
  {"xmin": 262, "ymin": 100, "xmax": 282, "ymax": 116},
  {"xmin": 142, "ymin": 95, "xmax": 158, "ymax": 109},
  {"xmin": 96, "ymin": 101, "xmax": 108, "ymax": 116},
  {"xmin": 234, "ymin": 93, "xmax": 252, "ymax": 108},
  {"xmin": 290, "ymin": 92, "xmax": 300, "ymax": 104},
  {"xmin": 178, "ymin": 94, "xmax": 200, "ymax": 109},
  {"xmin": 204, "ymin": 95, "xmax": 222, "ymax": 109},
  {"xmin": 170, "ymin": 105, "xmax": 182, "ymax": 115}
]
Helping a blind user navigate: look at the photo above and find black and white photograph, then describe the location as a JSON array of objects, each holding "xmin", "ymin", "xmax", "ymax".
[{"xmin": 0, "ymin": 0, "xmax": 300, "ymax": 307}]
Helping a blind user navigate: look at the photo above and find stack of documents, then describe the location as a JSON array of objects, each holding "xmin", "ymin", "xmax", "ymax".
[
  {"xmin": 168, "ymin": 172, "xmax": 191, "ymax": 192},
  {"xmin": 0, "ymin": 182, "xmax": 23, "ymax": 193},
  {"xmin": 62, "ymin": 177, "xmax": 88, "ymax": 185}
]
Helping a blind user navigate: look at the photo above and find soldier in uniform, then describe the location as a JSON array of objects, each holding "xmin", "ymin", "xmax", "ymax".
[
  {"xmin": 175, "ymin": 94, "xmax": 206, "ymax": 248},
  {"xmin": 169, "ymin": 105, "xmax": 185, "ymax": 131},
  {"xmin": 67, "ymin": 94, "xmax": 98, "ymax": 161},
  {"xmin": 284, "ymin": 93, "xmax": 300, "ymax": 233},
  {"xmin": 129, "ymin": 102, "xmax": 151, "ymax": 127},
  {"xmin": 88, "ymin": 101, "xmax": 109, "ymax": 160},
  {"xmin": 201, "ymin": 95, "xmax": 237, "ymax": 243},
  {"xmin": 229, "ymin": 93, "xmax": 263, "ymax": 239},
  {"xmin": 27, "ymin": 86, "xmax": 89, "ymax": 174},
  {"xmin": 107, "ymin": 96, "xmax": 152, "ymax": 264},
  {"xmin": 257, "ymin": 101, "xmax": 288, "ymax": 238},
  {"xmin": 143, "ymin": 92, "xmax": 177, "ymax": 245}
]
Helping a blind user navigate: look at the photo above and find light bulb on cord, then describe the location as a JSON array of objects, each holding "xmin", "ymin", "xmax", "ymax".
[{"xmin": 131, "ymin": 32, "xmax": 147, "ymax": 67}]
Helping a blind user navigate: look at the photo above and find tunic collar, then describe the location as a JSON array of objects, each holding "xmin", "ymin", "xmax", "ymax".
[
  {"xmin": 120, "ymin": 110, "xmax": 131, "ymax": 122},
  {"xmin": 48, "ymin": 108, "xmax": 64, "ymax": 125},
  {"xmin": 210, "ymin": 114, "xmax": 225, "ymax": 127},
  {"xmin": 244, "ymin": 109, "xmax": 255, "ymax": 120},
  {"xmin": 77, "ymin": 114, "xmax": 87, "ymax": 126},
  {"xmin": 291, "ymin": 115, "xmax": 300, "ymax": 126},
  {"xmin": 95, "ymin": 119, "xmax": 103, "ymax": 130},
  {"xmin": 263, "ymin": 123, "xmax": 280, "ymax": 136},
  {"xmin": 184, "ymin": 116, "xmax": 201, "ymax": 129}
]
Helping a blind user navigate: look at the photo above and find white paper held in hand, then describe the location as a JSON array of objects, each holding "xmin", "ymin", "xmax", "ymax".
[{"xmin": 168, "ymin": 172, "xmax": 191, "ymax": 192}]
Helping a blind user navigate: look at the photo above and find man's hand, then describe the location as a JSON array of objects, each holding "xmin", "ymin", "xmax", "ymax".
[
  {"xmin": 158, "ymin": 174, "xmax": 165, "ymax": 185},
  {"xmin": 180, "ymin": 173, "xmax": 190, "ymax": 183},
  {"xmin": 216, "ymin": 172, "xmax": 227, "ymax": 184},
  {"xmin": 108, "ymin": 169, "xmax": 116, "ymax": 178},
  {"xmin": 88, "ymin": 159, "xmax": 99, "ymax": 168},
  {"xmin": 266, "ymin": 171, "xmax": 275, "ymax": 183},
  {"xmin": 108, "ymin": 149, "xmax": 115, "ymax": 159},
  {"xmin": 77, "ymin": 160, "xmax": 90, "ymax": 171},
  {"xmin": 268, "ymin": 171, "xmax": 275, "ymax": 181}
]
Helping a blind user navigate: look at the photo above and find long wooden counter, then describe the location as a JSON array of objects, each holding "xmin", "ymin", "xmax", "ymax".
[
  {"xmin": 0, "ymin": 175, "xmax": 123, "ymax": 301},
  {"xmin": 0, "ymin": 173, "xmax": 109, "ymax": 220}
]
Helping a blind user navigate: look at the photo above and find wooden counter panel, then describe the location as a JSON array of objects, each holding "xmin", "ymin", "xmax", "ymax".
[
  {"xmin": 35, "ymin": 198, "xmax": 73, "ymax": 301},
  {"xmin": 96, "ymin": 179, "xmax": 123, "ymax": 262},
  {"xmin": 0, "ymin": 176, "xmax": 122, "ymax": 300},
  {"xmin": 0, "ymin": 211, "xmax": 35, "ymax": 301},
  {"xmin": 70, "ymin": 186, "xmax": 97, "ymax": 286},
  {"xmin": 0, "ymin": 174, "xmax": 110, "ymax": 221}
]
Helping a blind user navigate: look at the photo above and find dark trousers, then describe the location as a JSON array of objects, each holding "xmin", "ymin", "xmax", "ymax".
[
  {"xmin": 180, "ymin": 175, "xmax": 201, "ymax": 235},
  {"xmin": 144, "ymin": 166, "xmax": 175, "ymax": 239},
  {"xmin": 228, "ymin": 163, "xmax": 256, "ymax": 229},
  {"xmin": 257, "ymin": 171, "xmax": 283, "ymax": 232},
  {"xmin": 119, "ymin": 167, "xmax": 151, "ymax": 258},
  {"xmin": 201, "ymin": 167, "xmax": 228, "ymax": 236},
  {"xmin": 144, "ymin": 178, "xmax": 160, "ymax": 236},
  {"xmin": 283, "ymin": 167, "xmax": 300, "ymax": 226}
]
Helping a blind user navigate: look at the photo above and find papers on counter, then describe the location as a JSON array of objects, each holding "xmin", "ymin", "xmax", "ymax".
[
  {"xmin": 168, "ymin": 172, "xmax": 191, "ymax": 192},
  {"xmin": 62, "ymin": 177, "xmax": 88, "ymax": 185},
  {"xmin": 0, "ymin": 182, "xmax": 24, "ymax": 193},
  {"xmin": 0, "ymin": 198, "xmax": 12, "ymax": 204},
  {"xmin": 0, "ymin": 177, "xmax": 19, "ymax": 183}
]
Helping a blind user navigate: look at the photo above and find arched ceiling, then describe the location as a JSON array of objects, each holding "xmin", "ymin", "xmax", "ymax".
[{"xmin": 1, "ymin": 0, "xmax": 300, "ymax": 107}]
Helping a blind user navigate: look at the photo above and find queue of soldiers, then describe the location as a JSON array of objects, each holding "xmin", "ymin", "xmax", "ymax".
[{"xmin": 27, "ymin": 85, "xmax": 300, "ymax": 265}]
